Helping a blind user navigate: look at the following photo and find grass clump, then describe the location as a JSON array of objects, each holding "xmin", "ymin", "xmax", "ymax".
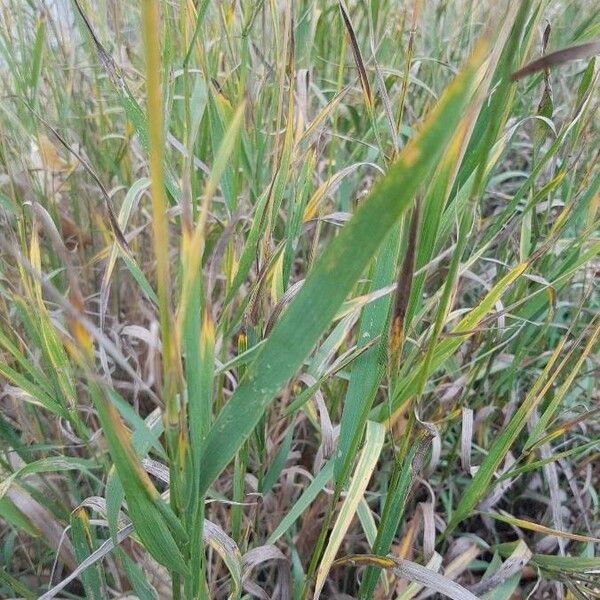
[{"xmin": 0, "ymin": 0, "xmax": 599, "ymax": 598}]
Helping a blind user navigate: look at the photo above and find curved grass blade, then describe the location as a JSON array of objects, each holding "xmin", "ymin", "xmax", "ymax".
[
  {"xmin": 511, "ymin": 39, "xmax": 600, "ymax": 80},
  {"xmin": 0, "ymin": 456, "xmax": 95, "ymax": 501},
  {"xmin": 481, "ymin": 512, "xmax": 600, "ymax": 544}
]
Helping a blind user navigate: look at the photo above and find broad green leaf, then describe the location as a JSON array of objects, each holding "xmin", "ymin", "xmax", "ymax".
[
  {"xmin": 198, "ymin": 42, "xmax": 489, "ymax": 496},
  {"xmin": 28, "ymin": 15, "xmax": 45, "ymax": 103}
]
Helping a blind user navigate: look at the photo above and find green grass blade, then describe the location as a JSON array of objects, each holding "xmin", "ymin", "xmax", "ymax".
[
  {"xmin": 266, "ymin": 459, "xmax": 334, "ymax": 545},
  {"xmin": 334, "ymin": 226, "xmax": 400, "ymax": 483},
  {"xmin": 71, "ymin": 509, "xmax": 104, "ymax": 600},
  {"xmin": 87, "ymin": 383, "xmax": 188, "ymax": 576}
]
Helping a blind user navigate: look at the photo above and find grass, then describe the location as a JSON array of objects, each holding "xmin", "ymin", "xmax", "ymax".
[{"xmin": 0, "ymin": 0, "xmax": 599, "ymax": 598}]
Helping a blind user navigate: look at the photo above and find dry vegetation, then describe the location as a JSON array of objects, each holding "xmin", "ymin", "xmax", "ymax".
[{"xmin": 0, "ymin": 0, "xmax": 599, "ymax": 598}]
